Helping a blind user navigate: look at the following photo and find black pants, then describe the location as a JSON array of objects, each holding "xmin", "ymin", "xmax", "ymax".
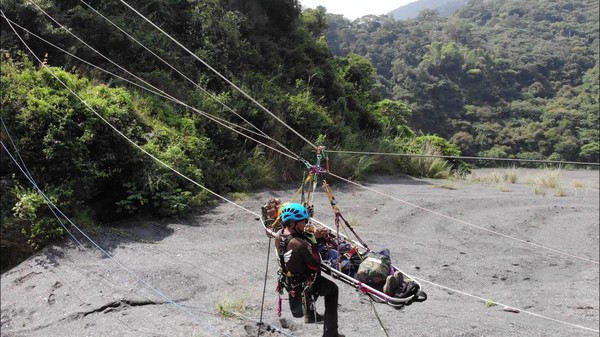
[{"xmin": 312, "ymin": 274, "xmax": 340, "ymax": 337}]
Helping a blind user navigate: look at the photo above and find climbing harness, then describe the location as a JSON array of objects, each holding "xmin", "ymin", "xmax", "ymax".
[{"xmin": 275, "ymin": 231, "xmax": 318, "ymax": 318}]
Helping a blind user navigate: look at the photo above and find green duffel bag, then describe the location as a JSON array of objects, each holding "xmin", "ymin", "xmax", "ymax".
[{"xmin": 356, "ymin": 252, "xmax": 391, "ymax": 284}]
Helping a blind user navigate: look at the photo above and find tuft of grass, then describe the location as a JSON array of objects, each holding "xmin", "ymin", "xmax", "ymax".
[
  {"xmin": 554, "ymin": 187, "xmax": 567, "ymax": 197},
  {"xmin": 573, "ymin": 180, "xmax": 587, "ymax": 196},
  {"xmin": 437, "ymin": 181, "xmax": 457, "ymax": 190},
  {"xmin": 352, "ymin": 155, "xmax": 379, "ymax": 181},
  {"xmin": 502, "ymin": 166, "xmax": 519, "ymax": 184},
  {"xmin": 468, "ymin": 171, "xmax": 501, "ymax": 184},
  {"xmin": 484, "ymin": 300, "xmax": 497, "ymax": 308},
  {"xmin": 489, "ymin": 171, "xmax": 502, "ymax": 183},
  {"xmin": 215, "ymin": 294, "xmax": 250, "ymax": 318},
  {"xmin": 407, "ymin": 141, "xmax": 451, "ymax": 178},
  {"xmin": 573, "ymin": 181, "xmax": 586, "ymax": 190},
  {"xmin": 429, "ymin": 158, "xmax": 452, "ymax": 179},
  {"xmin": 535, "ymin": 167, "xmax": 562, "ymax": 189},
  {"xmin": 497, "ymin": 184, "xmax": 510, "ymax": 192},
  {"xmin": 466, "ymin": 173, "xmax": 480, "ymax": 183},
  {"xmin": 449, "ymin": 171, "xmax": 463, "ymax": 181},
  {"xmin": 528, "ymin": 167, "xmax": 567, "ymax": 196}
]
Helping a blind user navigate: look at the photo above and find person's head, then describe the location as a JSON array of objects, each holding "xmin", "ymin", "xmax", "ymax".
[{"xmin": 280, "ymin": 203, "xmax": 309, "ymax": 232}]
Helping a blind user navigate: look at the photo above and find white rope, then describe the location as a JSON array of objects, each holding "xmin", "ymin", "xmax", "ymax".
[
  {"xmin": 78, "ymin": 0, "xmax": 294, "ymax": 159},
  {"xmin": 21, "ymin": 1, "xmax": 597, "ymax": 267},
  {"xmin": 1, "ymin": 14, "xmax": 299, "ymax": 164},
  {"xmin": 81, "ymin": 1, "xmax": 599, "ymax": 266},
  {"xmin": 117, "ymin": 0, "xmax": 317, "ymax": 150},
  {"xmin": 4, "ymin": 7, "xmax": 598, "ymax": 334},
  {"xmin": 13, "ymin": 5, "xmax": 297, "ymax": 160},
  {"xmin": 328, "ymin": 172, "xmax": 599, "ymax": 265},
  {"xmin": 0, "ymin": 120, "xmax": 87, "ymax": 249},
  {"xmin": 0, "ymin": 141, "xmax": 223, "ymax": 336},
  {"xmin": 2, "ymin": 10, "xmax": 259, "ymax": 218},
  {"xmin": 327, "ymin": 149, "xmax": 600, "ymax": 167},
  {"xmin": 2, "ymin": 141, "xmax": 298, "ymax": 337},
  {"xmin": 410, "ymin": 274, "xmax": 599, "ymax": 333}
]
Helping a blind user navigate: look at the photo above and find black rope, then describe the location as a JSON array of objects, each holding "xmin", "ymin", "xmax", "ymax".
[
  {"xmin": 301, "ymin": 170, "xmax": 306, "ymax": 205},
  {"xmin": 258, "ymin": 235, "xmax": 273, "ymax": 336},
  {"xmin": 338, "ymin": 213, "xmax": 369, "ymax": 251},
  {"xmin": 369, "ymin": 297, "xmax": 390, "ymax": 337}
]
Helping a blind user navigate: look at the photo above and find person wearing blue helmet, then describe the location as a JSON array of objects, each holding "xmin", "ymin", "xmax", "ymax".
[{"xmin": 274, "ymin": 203, "xmax": 345, "ymax": 337}]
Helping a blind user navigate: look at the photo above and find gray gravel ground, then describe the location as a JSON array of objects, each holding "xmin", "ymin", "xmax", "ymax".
[{"xmin": 1, "ymin": 169, "xmax": 598, "ymax": 337}]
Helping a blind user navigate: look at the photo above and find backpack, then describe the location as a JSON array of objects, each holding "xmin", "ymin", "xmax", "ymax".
[
  {"xmin": 356, "ymin": 252, "xmax": 391, "ymax": 284},
  {"xmin": 261, "ymin": 198, "xmax": 282, "ymax": 228}
]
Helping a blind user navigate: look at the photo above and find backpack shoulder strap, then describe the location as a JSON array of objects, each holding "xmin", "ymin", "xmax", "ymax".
[{"xmin": 277, "ymin": 233, "xmax": 291, "ymax": 274}]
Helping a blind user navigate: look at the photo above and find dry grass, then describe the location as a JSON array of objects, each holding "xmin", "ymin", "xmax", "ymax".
[
  {"xmin": 527, "ymin": 167, "xmax": 565, "ymax": 196},
  {"xmin": 467, "ymin": 170, "xmax": 502, "ymax": 184},
  {"xmin": 466, "ymin": 167, "xmax": 597, "ymax": 197},
  {"xmin": 468, "ymin": 167, "xmax": 519, "ymax": 184},
  {"xmin": 573, "ymin": 181, "xmax": 587, "ymax": 190},
  {"xmin": 229, "ymin": 192, "xmax": 250, "ymax": 202},
  {"xmin": 408, "ymin": 141, "xmax": 452, "ymax": 178},
  {"xmin": 497, "ymin": 184, "xmax": 511, "ymax": 192},
  {"xmin": 554, "ymin": 186, "xmax": 567, "ymax": 197},
  {"xmin": 533, "ymin": 167, "xmax": 563, "ymax": 189},
  {"xmin": 215, "ymin": 294, "xmax": 250, "ymax": 318},
  {"xmin": 436, "ymin": 181, "xmax": 458, "ymax": 190},
  {"xmin": 573, "ymin": 180, "xmax": 588, "ymax": 196},
  {"xmin": 502, "ymin": 166, "xmax": 519, "ymax": 184}
]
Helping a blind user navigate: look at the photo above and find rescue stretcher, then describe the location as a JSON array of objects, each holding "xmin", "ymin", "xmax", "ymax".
[
  {"xmin": 262, "ymin": 215, "xmax": 427, "ymax": 309},
  {"xmin": 261, "ymin": 147, "xmax": 426, "ymax": 309}
]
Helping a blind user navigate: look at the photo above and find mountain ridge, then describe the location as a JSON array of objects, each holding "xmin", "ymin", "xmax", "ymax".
[{"xmin": 388, "ymin": 0, "xmax": 469, "ymax": 20}]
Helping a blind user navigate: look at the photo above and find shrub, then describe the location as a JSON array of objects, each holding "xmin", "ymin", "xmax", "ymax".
[
  {"xmin": 12, "ymin": 186, "xmax": 64, "ymax": 250},
  {"xmin": 394, "ymin": 135, "xmax": 469, "ymax": 177},
  {"xmin": 215, "ymin": 294, "xmax": 249, "ymax": 318},
  {"xmin": 401, "ymin": 138, "xmax": 452, "ymax": 178},
  {"xmin": 502, "ymin": 166, "xmax": 519, "ymax": 183}
]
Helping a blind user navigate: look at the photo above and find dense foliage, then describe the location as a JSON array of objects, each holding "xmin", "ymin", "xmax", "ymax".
[
  {"xmin": 0, "ymin": 0, "xmax": 461, "ymax": 270},
  {"xmin": 4, "ymin": 0, "xmax": 596, "ymax": 272},
  {"xmin": 325, "ymin": 0, "xmax": 599, "ymax": 164},
  {"xmin": 389, "ymin": 0, "xmax": 470, "ymax": 20}
]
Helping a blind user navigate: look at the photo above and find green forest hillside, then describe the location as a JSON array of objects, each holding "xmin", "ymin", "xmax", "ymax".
[
  {"xmin": 1, "ymin": 0, "xmax": 463, "ymax": 271},
  {"xmin": 389, "ymin": 0, "xmax": 469, "ymax": 20},
  {"xmin": 0, "ymin": 0, "xmax": 597, "ymax": 272},
  {"xmin": 326, "ymin": 0, "xmax": 599, "ymax": 163}
]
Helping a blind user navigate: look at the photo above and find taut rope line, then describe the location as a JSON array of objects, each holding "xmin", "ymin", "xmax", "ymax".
[
  {"xmin": 3, "ymin": 8, "xmax": 598, "ymax": 334},
  {"xmin": 328, "ymin": 172, "xmax": 599, "ymax": 265},
  {"xmin": 118, "ymin": 0, "xmax": 316, "ymax": 150},
  {"xmin": 327, "ymin": 149, "xmax": 600, "ymax": 167}
]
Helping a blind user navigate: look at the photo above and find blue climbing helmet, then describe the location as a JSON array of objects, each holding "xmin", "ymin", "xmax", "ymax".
[{"xmin": 280, "ymin": 203, "xmax": 309, "ymax": 224}]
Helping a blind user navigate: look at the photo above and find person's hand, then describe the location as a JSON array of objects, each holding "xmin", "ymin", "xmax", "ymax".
[{"xmin": 314, "ymin": 227, "xmax": 330, "ymax": 239}]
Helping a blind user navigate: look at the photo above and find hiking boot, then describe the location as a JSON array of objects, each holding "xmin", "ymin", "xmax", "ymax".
[
  {"xmin": 304, "ymin": 312, "xmax": 324, "ymax": 324},
  {"xmin": 383, "ymin": 271, "xmax": 403, "ymax": 296},
  {"xmin": 394, "ymin": 271, "xmax": 405, "ymax": 290},
  {"xmin": 322, "ymin": 334, "xmax": 345, "ymax": 337}
]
